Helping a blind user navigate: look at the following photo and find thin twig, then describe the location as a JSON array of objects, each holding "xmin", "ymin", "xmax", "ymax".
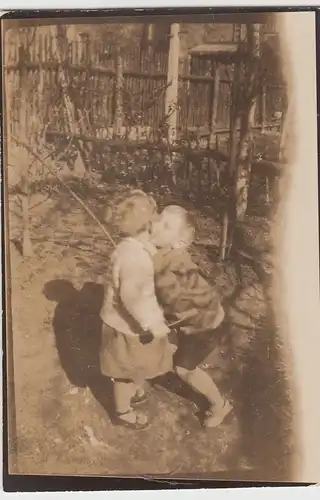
[
  {"xmin": 54, "ymin": 135, "xmax": 75, "ymax": 163},
  {"xmin": 11, "ymin": 134, "xmax": 117, "ymax": 248}
]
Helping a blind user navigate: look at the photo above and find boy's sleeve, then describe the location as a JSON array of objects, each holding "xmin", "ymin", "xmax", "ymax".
[
  {"xmin": 118, "ymin": 246, "xmax": 170, "ymax": 337},
  {"xmin": 154, "ymin": 267, "xmax": 183, "ymax": 307},
  {"xmin": 153, "ymin": 249, "xmax": 187, "ymax": 308}
]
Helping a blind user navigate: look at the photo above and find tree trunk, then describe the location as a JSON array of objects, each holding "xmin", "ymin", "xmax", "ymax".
[
  {"xmin": 261, "ymin": 83, "xmax": 267, "ymax": 133},
  {"xmin": 219, "ymin": 211, "xmax": 229, "ymax": 261},
  {"xmin": 165, "ymin": 23, "xmax": 180, "ymax": 144},
  {"xmin": 20, "ymin": 173, "xmax": 33, "ymax": 257},
  {"xmin": 235, "ymin": 99, "xmax": 257, "ymax": 220},
  {"xmin": 114, "ymin": 47, "xmax": 124, "ymax": 138},
  {"xmin": 279, "ymin": 97, "xmax": 292, "ymax": 161},
  {"xmin": 219, "ymin": 61, "xmax": 241, "ymax": 261},
  {"xmin": 17, "ymin": 48, "xmax": 33, "ymax": 258},
  {"xmin": 164, "ymin": 23, "xmax": 180, "ymax": 186},
  {"xmin": 234, "ymin": 23, "xmax": 261, "ymax": 221}
]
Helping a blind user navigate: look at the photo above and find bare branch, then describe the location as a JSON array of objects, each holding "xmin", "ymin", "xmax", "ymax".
[
  {"xmin": 11, "ymin": 134, "xmax": 117, "ymax": 248},
  {"xmin": 54, "ymin": 135, "xmax": 75, "ymax": 163}
]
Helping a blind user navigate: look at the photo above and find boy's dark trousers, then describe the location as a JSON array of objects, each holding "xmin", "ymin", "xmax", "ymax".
[{"xmin": 169, "ymin": 320, "xmax": 229, "ymax": 371}]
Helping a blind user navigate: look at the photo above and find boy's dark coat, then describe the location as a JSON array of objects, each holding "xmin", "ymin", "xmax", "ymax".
[{"xmin": 153, "ymin": 247, "xmax": 222, "ymax": 334}]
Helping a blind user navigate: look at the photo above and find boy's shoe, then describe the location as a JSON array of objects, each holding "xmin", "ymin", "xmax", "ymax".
[{"xmin": 203, "ymin": 399, "xmax": 233, "ymax": 428}]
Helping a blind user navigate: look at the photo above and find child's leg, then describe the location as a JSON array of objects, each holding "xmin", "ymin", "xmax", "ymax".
[
  {"xmin": 114, "ymin": 380, "xmax": 137, "ymax": 414},
  {"xmin": 173, "ymin": 327, "xmax": 232, "ymax": 427},
  {"xmin": 175, "ymin": 365, "xmax": 225, "ymax": 408},
  {"xmin": 175, "ymin": 365, "xmax": 232, "ymax": 427},
  {"xmin": 113, "ymin": 380, "xmax": 149, "ymax": 428},
  {"xmin": 174, "ymin": 329, "xmax": 225, "ymax": 406}
]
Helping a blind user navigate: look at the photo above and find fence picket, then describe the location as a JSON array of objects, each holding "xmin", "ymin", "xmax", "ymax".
[{"xmin": 4, "ymin": 30, "xmax": 285, "ymax": 143}]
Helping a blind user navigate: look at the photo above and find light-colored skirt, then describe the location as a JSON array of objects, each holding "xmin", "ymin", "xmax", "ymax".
[{"xmin": 100, "ymin": 324, "xmax": 173, "ymax": 384}]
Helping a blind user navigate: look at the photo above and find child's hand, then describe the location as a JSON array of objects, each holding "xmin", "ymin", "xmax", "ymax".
[
  {"xmin": 139, "ymin": 326, "xmax": 169, "ymax": 344},
  {"xmin": 140, "ymin": 331, "xmax": 154, "ymax": 345}
]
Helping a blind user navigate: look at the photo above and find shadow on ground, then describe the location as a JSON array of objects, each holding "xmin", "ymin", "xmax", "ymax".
[{"xmin": 43, "ymin": 279, "xmax": 118, "ymax": 420}]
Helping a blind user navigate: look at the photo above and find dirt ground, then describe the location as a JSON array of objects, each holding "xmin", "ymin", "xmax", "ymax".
[{"xmin": 7, "ymin": 179, "xmax": 294, "ymax": 480}]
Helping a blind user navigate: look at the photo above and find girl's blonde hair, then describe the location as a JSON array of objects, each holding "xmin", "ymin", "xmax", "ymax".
[{"xmin": 105, "ymin": 189, "xmax": 158, "ymax": 237}]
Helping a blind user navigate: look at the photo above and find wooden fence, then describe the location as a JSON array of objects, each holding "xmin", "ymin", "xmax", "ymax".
[{"xmin": 5, "ymin": 34, "xmax": 287, "ymax": 141}]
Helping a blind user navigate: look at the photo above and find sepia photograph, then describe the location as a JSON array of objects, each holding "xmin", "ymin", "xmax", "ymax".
[{"xmin": 1, "ymin": 9, "xmax": 319, "ymax": 484}]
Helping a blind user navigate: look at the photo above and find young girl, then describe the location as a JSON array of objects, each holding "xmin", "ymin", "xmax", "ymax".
[
  {"xmin": 151, "ymin": 205, "xmax": 232, "ymax": 428},
  {"xmin": 100, "ymin": 190, "xmax": 173, "ymax": 429}
]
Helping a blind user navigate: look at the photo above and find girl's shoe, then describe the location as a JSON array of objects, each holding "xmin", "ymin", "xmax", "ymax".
[
  {"xmin": 115, "ymin": 408, "xmax": 149, "ymax": 430},
  {"xmin": 131, "ymin": 388, "xmax": 148, "ymax": 406},
  {"xmin": 131, "ymin": 387, "xmax": 148, "ymax": 405},
  {"xmin": 203, "ymin": 399, "xmax": 233, "ymax": 428}
]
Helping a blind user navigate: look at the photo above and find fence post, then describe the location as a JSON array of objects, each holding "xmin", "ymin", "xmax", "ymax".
[
  {"xmin": 114, "ymin": 47, "xmax": 124, "ymax": 138},
  {"xmin": 81, "ymin": 33, "xmax": 91, "ymax": 66},
  {"xmin": 165, "ymin": 23, "xmax": 180, "ymax": 143},
  {"xmin": 233, "ymin": 23, "xmax": 242, "ymax": 43},
  {"xmin": 209, "ymin": 61, "xmax": 220, "ymax": 147}
]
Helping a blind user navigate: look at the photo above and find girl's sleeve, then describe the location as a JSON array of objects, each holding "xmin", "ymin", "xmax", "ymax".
[{"xmin": 118, "ymin": 246, "xmax": 170, "ymax": 337}]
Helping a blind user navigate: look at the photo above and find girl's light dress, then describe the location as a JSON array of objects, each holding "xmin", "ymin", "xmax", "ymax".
[{"xmin": 100, "ymin": 237, "xmax": 173, "ymax": 384}]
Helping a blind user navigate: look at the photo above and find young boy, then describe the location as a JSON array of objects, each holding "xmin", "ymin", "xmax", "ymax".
[
  {"xmin": 151, "ymin": 205, "xmax": 232, "ymax": 428},
  {"xmin": 99, "ymin": 190, "xmax": 173, "ymax": 429}
]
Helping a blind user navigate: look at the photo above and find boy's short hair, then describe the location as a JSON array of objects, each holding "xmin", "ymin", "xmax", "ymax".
[
  {"xmin": 163, "ymin": 205, "xmax": 196, "ymax": 243},
  {"xmin": 105, "ymin": 189, "xmax": 158, "ymax": 237}
]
